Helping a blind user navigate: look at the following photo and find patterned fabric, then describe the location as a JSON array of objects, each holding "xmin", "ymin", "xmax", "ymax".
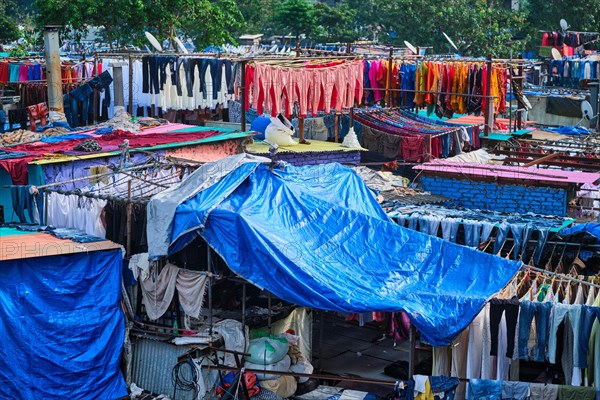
[
  {"xmin": 251, "ymin": 388, "xmax": 283, "ymax": 400},
  {"xmin": 73, "ymin": 139, "xmax": 102, "ymax": 152}
]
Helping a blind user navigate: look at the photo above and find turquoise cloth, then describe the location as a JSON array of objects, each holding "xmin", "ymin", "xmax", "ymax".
[
  {"xmin": 8, "ymin": 64, "xmax": 20, "ymax": 82},
  {"xmin": 0, "ymin": 227, "xmax": 32, "ymax": 237}
]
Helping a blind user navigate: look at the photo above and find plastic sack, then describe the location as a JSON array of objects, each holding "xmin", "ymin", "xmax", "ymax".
[
  {"xmin": 245, "ymin": 355, "xmax": 291, "ymax": 380},
  {"xmin": 265, "ymin": 115, "xmax": 297, "ymax": 146},
  {"xmin": 341, "ymin": 127, "xmax": 361, "ymax": 148},
  {"xmin": 290, "ymin": 359, "xmax": 314, "ymax": 383},
  {"xmin": 261, "ymin": 375, "xmax": 297, "ymax": 398},
  {"xmin": 246, "ymin": 336, "xmax": 289, "ymax": 364}
]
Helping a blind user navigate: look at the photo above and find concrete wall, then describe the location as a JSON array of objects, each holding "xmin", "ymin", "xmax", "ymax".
[
  {"xmin": 420, "ymin": 176, "xmax": 567, "ymax": 216},
  {"xmin": 525, "ymin": 96, "xmax": 589, "ymax": 128}
]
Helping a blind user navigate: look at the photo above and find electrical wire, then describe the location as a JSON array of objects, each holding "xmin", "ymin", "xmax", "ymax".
[{"xmin": 172, "ymin": 355, "xmax": 199, "ymax": 398}]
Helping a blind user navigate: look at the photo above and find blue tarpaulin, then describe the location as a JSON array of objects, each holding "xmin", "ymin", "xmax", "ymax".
[
  {"xmin": 0, "ymin": 249, "xmax": 127, "ymax": 399},
  {"xmin": 560, "ymin": 222, "xmax": 600, "ymax": 243},
  {"xmin": 544, "ymin": 126, "xmax": 590, "ymax": 135},
  {"xmin": 166, "ymin": 162, "xmax": 521, "ymax": 345}
]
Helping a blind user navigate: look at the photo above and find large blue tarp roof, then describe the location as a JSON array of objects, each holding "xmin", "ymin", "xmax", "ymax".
[
  {"xmin": 0, "ymin": 249, "xmax": 127, "ymax": 399},
  {"xmin": 167, "ymin": 161, "xmax": 521, "ymax": 345},
  {"xmin": 560, "ymin": 222, "xmax": 600, "ymax": 243}
]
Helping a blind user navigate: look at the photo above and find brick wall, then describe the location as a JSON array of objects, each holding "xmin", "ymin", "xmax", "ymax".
[
  {"xmin": 248, "ymin": 150, "xmax": 361, "ymax": 167},
  {"xmin": 420, "ymin": 176, "xmax": 567, "ymax": 216}
]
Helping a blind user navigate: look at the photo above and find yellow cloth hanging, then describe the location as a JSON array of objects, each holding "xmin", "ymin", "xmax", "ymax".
[
  {"xmin": 491, "ymin": 67, "xmax": 500, "ymax": 111},
  {"xmin": 415, "ymin": 377, "xmax": 434, "ymax": 400}
]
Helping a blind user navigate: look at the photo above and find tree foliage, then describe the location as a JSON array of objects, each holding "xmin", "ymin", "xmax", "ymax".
[
  {"xmin": 346, "ymin": 0, "xmax": 529, "ymax": 57},
  {"xmin": 34, "ymin": 0, "xmax": 243, "ymax": 48},
  {"xmin": 21, "ymin": 0, "xmax": 600, "ymax": 56},
  {"xmin": 526, "ymin": 0, "xmax": 598, "ymax": 34},
  {"xmin": 273, "ymin": 0, "xmax": 317, "ymax": 40},
  {"xmin": 314, "ymin": 2, "xmax": 358, "ymax": 43},
  {"xmin": 234, "ymin": 0, "xmax": 277, "ymax": 36},
  {"xmin": 0, "ymin": 0, "xmax": 20, "ymax": 43}
]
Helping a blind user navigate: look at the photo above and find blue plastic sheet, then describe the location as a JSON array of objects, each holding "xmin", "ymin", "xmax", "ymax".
[
  {"xmin": 560, "ymin": 222, "xmax": 600, "ymax": 243},
  {"xmin": 0, "ymin": 249, "xmax": 127, "ymax": 399},
  {"xmin": 544, "ymin": 126, "xmax": 589, "ymax": 135},
  {"xmin": 40, "ymin": 133, "xmax": 92, "ymax": 143},
  {"xmin": 170, "ymin": 163, "xmax": 521, "ymax": 345}
]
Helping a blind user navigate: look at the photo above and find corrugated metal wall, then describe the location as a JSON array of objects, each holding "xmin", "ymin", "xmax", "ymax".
[{"xmin": 131, "ymin": 336, "xmax": 195, "ymax": 400}]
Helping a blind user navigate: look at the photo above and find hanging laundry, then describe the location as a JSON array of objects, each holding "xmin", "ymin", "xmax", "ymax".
[{"xmin": 139, "ymin": 262, "xmax": 209, "ymax": 321}]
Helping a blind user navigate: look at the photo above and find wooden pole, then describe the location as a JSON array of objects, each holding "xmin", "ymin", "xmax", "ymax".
[
  {"xmin": 408, "ymin": 325, "xmax": 416, "ymax": 378},
  {"xmin": 508, "ymin": 50, "xmax": 513, "ymax": 134},
  {"xmin": 516, "ymin": 54, "xmax": 524, "ymax": 130},
  {"xmin": 126, "ymin": 180, "xmax": 132, "ymax": 257},
  {"xmin": 267, "ymin": 291, "xmax": 272, "ymax": 334},
  {"xmin": 386, "ymin": 47, "xmax": 394, "ymax": 106},
  {"xmin": 483, "ymin": 54, "xmax": 493, "ymax": 137},
  {"xmin": 334, "ymin": 114, "xmax": 340, "ymax": 143},
  {"xmin": 299, "ymin": 117, "xmax": 306, "ymax": 143},
  {"xmin": 128, "ymin": 54, "xmax": 134, "ymax": 115},
  {"xmin": 240, "ymin": 61, "xmax": 247, "ymax": 132},
  {"xmin": 424, "ymin": 134, "xmax": 432, "ymax": 162},
  {"xmin": 296, "ymin": 42, "xmax": 300, "ymax": 57},
  {"xmin": 523, "ymin": 152, "xmax": 560, "ymax": 167},
  {"xmin": 93, "ymin": 56, "xmax": 99, "ymax": 124},
  {"xmin": 241, "ymin": 283, "xmax": 246, "ymax": 339},
  {"xmin": 318, "ymin": 310, "xmax": 324, "ymax": 370},
  {"xmin": 207, "ymin": 243, "xmax": 213, "ymax": 336}
]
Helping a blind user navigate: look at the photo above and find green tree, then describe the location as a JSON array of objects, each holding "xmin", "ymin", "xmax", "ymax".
[
  {"xmin": 34, "ymin": 0, "xmax": 142, "ymax": 46},
  {"xmin": 314, "ymin": 2, "xmax": 358, "ymax": 43},
  {"xmin": 142, "ymin": 0, "xmax": 243, "ymax": 48},
  {"xmin": 348, "ymin": 0, "xmax": 529, "ymax": 57},
  {"xmin": 235, "ymin": 0, "xmax": 277, "ymax": 36},
  {"xmin": 273, "ymin": 0, "xmax": 317, "ymax": 41},
  {"xmin": 34, "ymin": 0, "xmax": 243, "ymax": 49},
  {"xmin": 0, "ymin": 0, "xmax": 20, "ymax": 43},
  {"xmin": 525, "ymin": 0, "xmax": 599, "ymax": 53}
]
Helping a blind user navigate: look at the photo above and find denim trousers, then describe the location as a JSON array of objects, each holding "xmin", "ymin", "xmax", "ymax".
[
  {"xmin": 517, "ymin": 300, "xmax": 551, "ymax": 361},
  {"xmin": 430, "ymin": 376, "xmax": 459, "ymax": 400},
  {"xmin": 468, "ymin": 379, "xmax": 502, "ymax": 400},
  {"xmin": 577, "ymin": 305, "xmax": 600, "ymax": 368}
]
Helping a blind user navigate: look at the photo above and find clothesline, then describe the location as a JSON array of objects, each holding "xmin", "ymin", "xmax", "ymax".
[
  {"xmin": 89, "ymin": 50, "xmax": 540, "ymax": 66},
  {"xmin": 523, "ymin": 264, "xmax": 600, "ymax": 289},
  {"xmin": 375, "ymin": 87, "xmax": 500, "ymax": 98},
  {"xmin": 31, "ymin": 160, "xmax": 165, "ymax": 190}
]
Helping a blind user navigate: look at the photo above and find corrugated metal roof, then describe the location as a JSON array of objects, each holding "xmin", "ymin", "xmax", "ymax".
[
  {"xmin": 414, "ymin": 162, "xmax": 600, "ymax": 184},
  {"xmin": 0, "ymin": 229, "xmax": 121, "ymax": 261},
  {"xmin": 131, "ymin": 337, "xmax": 194, "ymax": 400}
]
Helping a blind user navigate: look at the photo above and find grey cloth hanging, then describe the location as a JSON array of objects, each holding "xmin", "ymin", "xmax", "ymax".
[
  {"xmin": 408, "ymin": 215, "xmax": 419, "ymax": 230},
  {"xmin": 520, "ymin": 224, "xmax": 535, "ymax": 261},
  {"xmin": 419, "ymin": 215, "xmax": 441, "ymax": 236},
  {"xmin": 464, "ymin": 221, "xmax": 482, "ymax": 248},
  {"xmin": 534, "ymin": 228, "xmax": 550, "ymax": 265},
  {"xmin": 140, "ymin": 263, "xmax": 209, "ymax": 321},
  {"xmin": 494, "ymin": 222, "xmax": 510, "ymax": 254},
  {"xmin": 441, "ymin": 218, "xmax": 460, "ymax": 242},
  {"xmin": 479, "ymin": 221, "xmax": 495, "ymax": 244},
  {"xmin": 510, "ymin": 224, "xmax": 526, "ymax": 259}
]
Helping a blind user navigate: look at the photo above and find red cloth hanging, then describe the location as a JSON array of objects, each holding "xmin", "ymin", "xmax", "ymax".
[{"xmin": 400, "ymin": 135, "xmax": 425, "ymax": 162}]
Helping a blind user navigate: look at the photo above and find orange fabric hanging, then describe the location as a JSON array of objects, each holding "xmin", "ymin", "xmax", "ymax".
[
  {"xmin": 425, "ymin": 61, "xmax": 435, "ymax": 105},
  {"xmin": 457, "ymin": 63, "xmax": 468, "ymax": 114},
  {"xmin": 491, "ymin": 67, "xmax": 500, "ymax": 111}
]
